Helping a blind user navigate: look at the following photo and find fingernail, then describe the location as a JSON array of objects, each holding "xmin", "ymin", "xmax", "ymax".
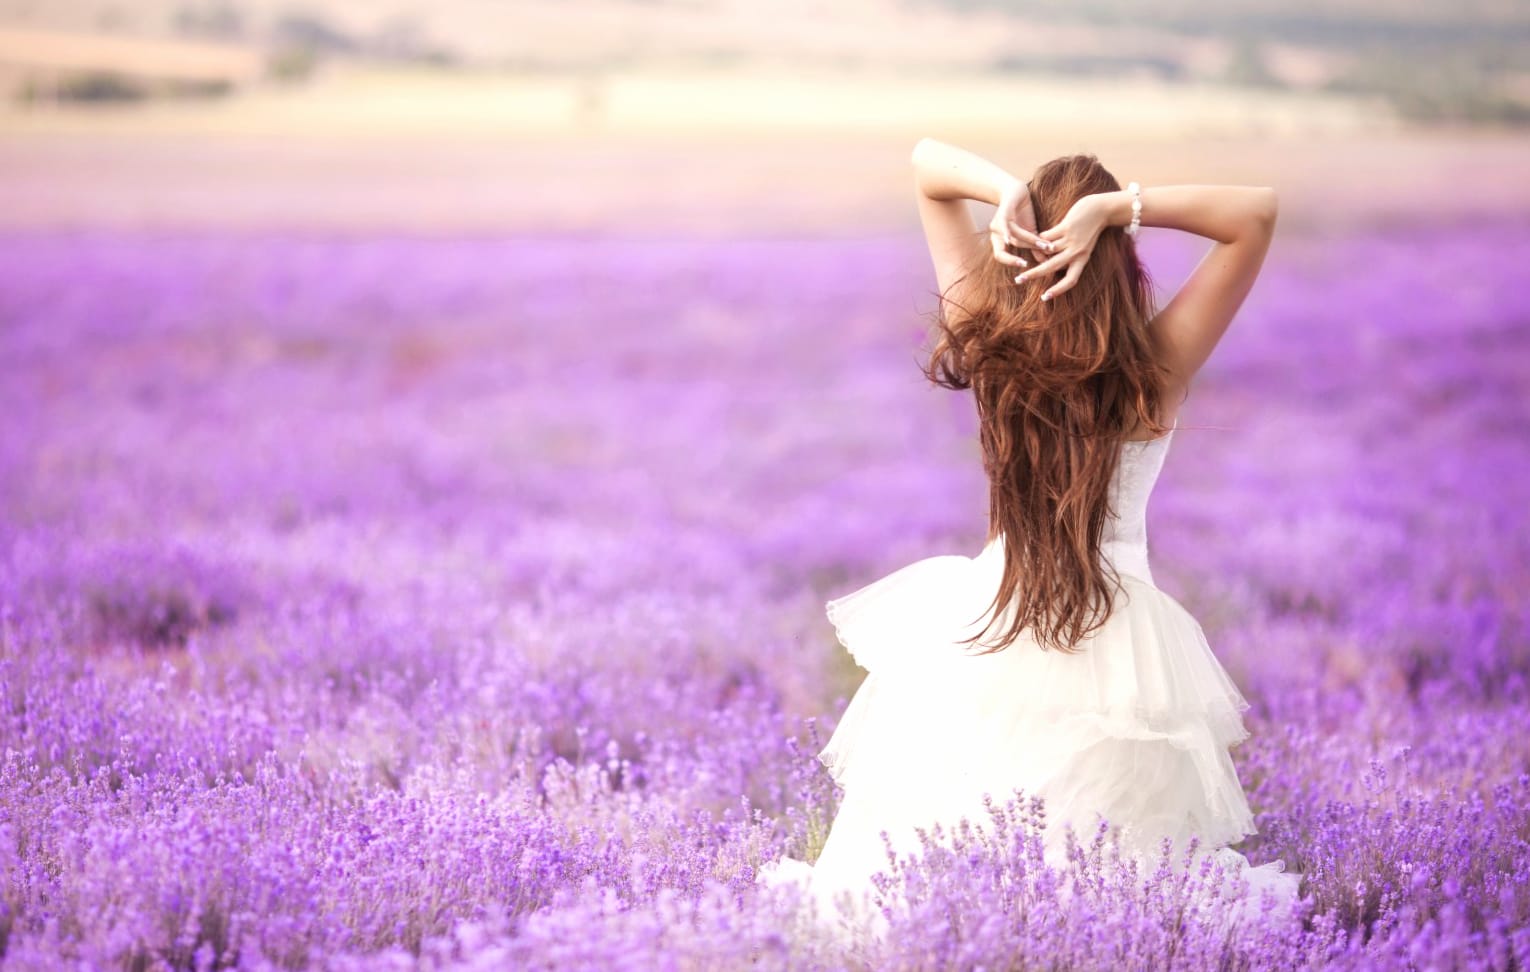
[
  {"xmin": 1041, "ymin": 293, "xmax": 1051, "ymax": 301},
  {"xmin": 1016, "ymin": 274, "xmax": 1027, "ymax": 282},
  {"xmin": 1017, "ymin": 258, "xmax": 1028, "ymax": 267}
]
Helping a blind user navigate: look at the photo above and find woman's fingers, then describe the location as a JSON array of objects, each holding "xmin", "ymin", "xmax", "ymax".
[
  {"xmin": 991, "ymin": 242, "xmax": 1028, "ymax": 268},
  {"xmin": 1014, "ymin": 249, "xmax": 1070, "ymax": 283},
  {"xmin": 989, "ymin": 227, "xmax": 1030, "ymax": 268},
  {"xmin": 1008, "ymin": 222, "xmax": 1049, "ymax": 251},
  {"xmin": 1041, "ymin": 259, "xmax": 1086, "ymax": 302}
]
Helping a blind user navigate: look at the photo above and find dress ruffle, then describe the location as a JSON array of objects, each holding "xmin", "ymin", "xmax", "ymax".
[
  {"xmin": 820, "ymin": 538, "xmax": 1257, "ymax": 856},
  {"xmin": 763, "ymin": 538, "xmax": 1302, "ymax": 937}
]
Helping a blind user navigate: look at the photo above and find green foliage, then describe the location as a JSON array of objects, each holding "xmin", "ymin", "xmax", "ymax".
[
  {"xmin": 1327, "ymin": 51, "xmax": 1530, "ymax": 127},
  {"xmin": 18, "ymin": 72, "xmax": 145, "ymax": 104},
  {"xmin": 267, "ymin": 46, "xmax": 319, "ymax": 82},
  {"xmin": 925, "ymin": 0, "xmax": 1530, "ymax": 126},
  {"xmin": 1222, "ymin": 38, "xmax": 1279, "ymax": 88}
]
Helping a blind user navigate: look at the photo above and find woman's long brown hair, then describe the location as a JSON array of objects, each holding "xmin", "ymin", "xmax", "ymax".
[{"xmin": 921, "ymin": 154, "xmax": 1177, "ymax": 655}]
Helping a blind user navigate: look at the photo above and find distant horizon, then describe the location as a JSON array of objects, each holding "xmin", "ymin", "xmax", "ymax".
[{"xmin": 3, "ymin": 0, "xmax": 1525, "ymax": 129}]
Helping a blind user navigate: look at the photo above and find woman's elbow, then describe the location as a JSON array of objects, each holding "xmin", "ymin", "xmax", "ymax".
[
  {"xmin": 911, "ymin": 137, "xmax": 936, "ymax": 167},
  {"xmin": 1254, "ymin": 187, "xmax": 1279, "ymax": 227}
]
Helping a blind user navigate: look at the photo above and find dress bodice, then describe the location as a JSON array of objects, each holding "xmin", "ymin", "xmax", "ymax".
[
  {"xmin": 979, "ymin": 420, "xmax": 1176, "ymax": 589},
  {"xmin": 1099, "ymin": 420, "xmax": 1176, "ymax": 586}
]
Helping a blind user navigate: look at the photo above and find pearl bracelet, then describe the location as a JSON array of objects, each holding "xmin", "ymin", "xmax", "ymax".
[{"xmin": 1124, "ymin": 181, "xmax": 1142, "ymax": 238}]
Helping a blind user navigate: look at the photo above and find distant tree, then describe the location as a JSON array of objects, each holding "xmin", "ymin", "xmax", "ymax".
[
  {"xmin": 990, "ymin": 52, "xmax": 1183, "ymax": 81},
  {"xmin": 370, "ymin": 16, "xmax": 459, "ymax": 66},
  {"xmin": 267, "ymin": 47, "xmax": 319, "ymax": 82},
  {"xmin": 272, "ymin": 10, "xmax": 356, "ymax": 55},
  {"xmin": 168, "ymin": 78, "xmax": 235, "ymax": 99},
  {"xmin": 29, "ymin": 72, "xmax": 147, "ymax": 103},
  {"xmin": 174, "ymin": 2, "xmax": 247, "ymax": 41},
  {"xmin": 1223, "ymin": 37, "xmax": 1279, "ymax": 88},
  {"xmin": 1326, "ymin": 51, "xmax": 1530, "ymax": 127},
  {"xmin": 265, "ymin": 8, "xmax": 354, "ymax": 83}
]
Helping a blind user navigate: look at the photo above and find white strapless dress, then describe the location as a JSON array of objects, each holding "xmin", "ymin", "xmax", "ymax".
[{"xmin": 757, "ymin": 420, "xmax": 1303, "ymax": 939}]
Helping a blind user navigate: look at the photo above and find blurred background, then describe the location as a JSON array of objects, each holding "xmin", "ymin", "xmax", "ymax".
[
  {"xmin": 2, "ymin": 0, "xmax": 1527, "ymax": 235},
  {"xmin": 3, "ymin": 7, "xmax": 1530, "ymax": 964}
]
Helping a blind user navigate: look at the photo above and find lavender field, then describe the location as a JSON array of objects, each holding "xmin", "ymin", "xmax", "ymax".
[{"xmin": 1, "ymin": 219, "xmax": 1528, "ymax": 969}]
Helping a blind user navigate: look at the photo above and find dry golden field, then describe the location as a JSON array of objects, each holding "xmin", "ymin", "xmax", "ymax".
[{"xmin": 1, "ymin": 64, "xmax": 1525, "ymax": 236}]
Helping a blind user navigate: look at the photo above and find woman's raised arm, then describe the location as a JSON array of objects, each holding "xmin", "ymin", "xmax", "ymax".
[
  {"xmin": 911, "ymin": 138, "xmax": 1051, "ymax": 302},
  {"xmin": 1092, "ymin": 184, "xmax": 1277, "ymax": 247},
  {"xmin": 1085, "ymin": 183, "xmax": 1278, "ymax": 393}
]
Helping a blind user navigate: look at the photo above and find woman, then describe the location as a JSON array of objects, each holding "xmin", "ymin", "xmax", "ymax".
[{"xmin": 758, "ymin": 138, "xmax": 1303, "ymax": 938}]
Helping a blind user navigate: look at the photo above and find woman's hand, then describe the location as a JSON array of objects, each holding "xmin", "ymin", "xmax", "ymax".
[
  {"xmin": 987, "ymin": 178, "xmax": 1050, "ymax": 271},
  {"xmin": 1016, "ymin": 192, "xmax": 1112, "ymax": 302}
]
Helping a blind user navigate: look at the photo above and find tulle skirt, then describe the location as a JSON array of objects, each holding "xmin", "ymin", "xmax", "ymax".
[{"xmin": 757, "ymin": 537, "xmax": 1302, "ymax": 940}]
